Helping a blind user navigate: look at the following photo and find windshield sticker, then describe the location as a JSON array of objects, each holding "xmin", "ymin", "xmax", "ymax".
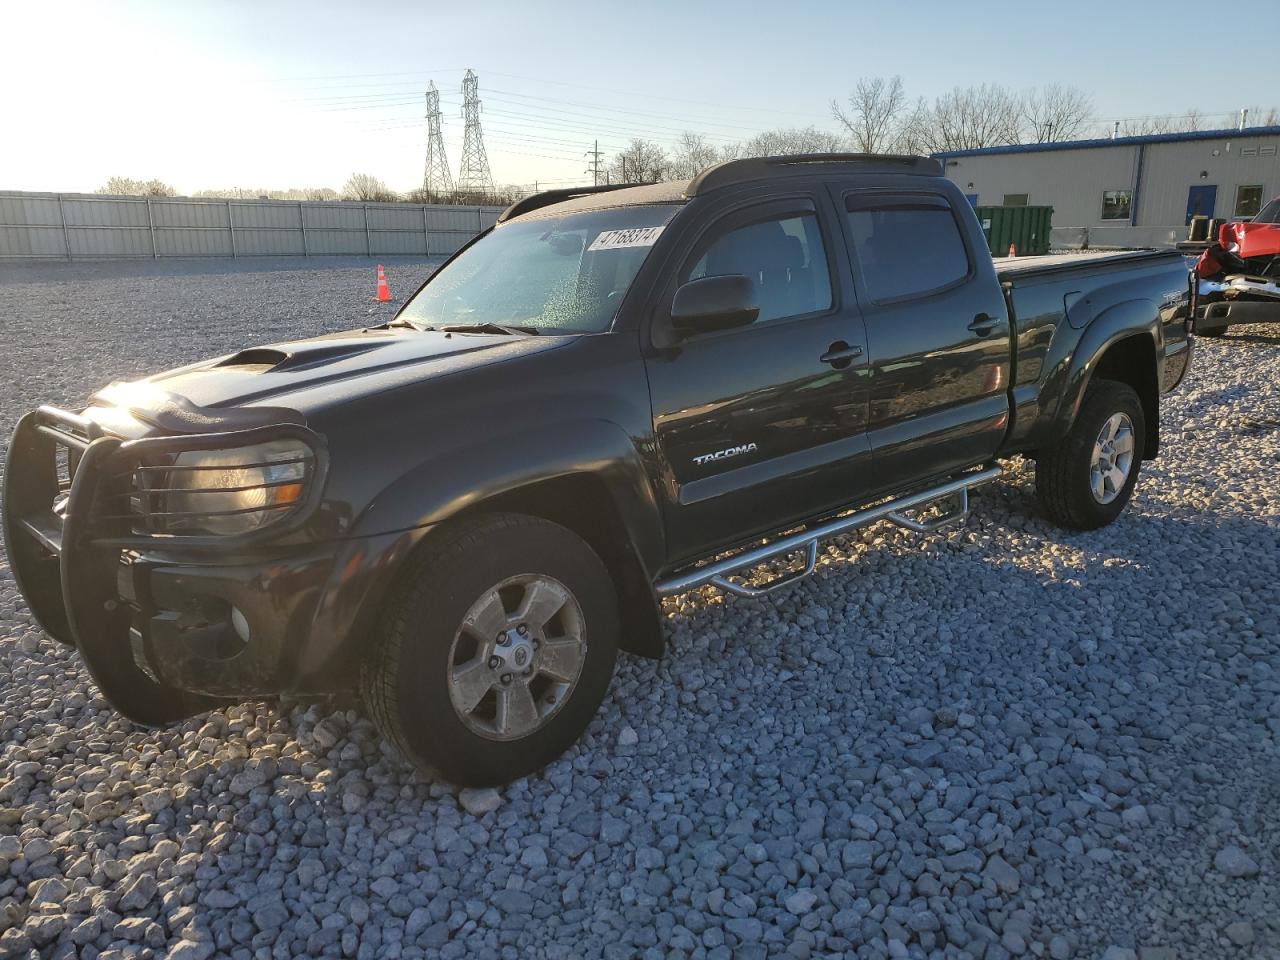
[{"xmin": 587, "ymin": 226, "xmax": 665, "ymax": 252}]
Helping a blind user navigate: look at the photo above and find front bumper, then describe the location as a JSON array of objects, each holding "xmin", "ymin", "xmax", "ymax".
[{"xmin": 3, "ymin": 406, "xmax": 416, "ymax": 725}]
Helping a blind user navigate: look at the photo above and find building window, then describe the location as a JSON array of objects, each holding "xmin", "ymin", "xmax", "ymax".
[
  {"xmin": 1235, "ymin": 185, "xmax": 1265, "ymax": 218},
  {"xmin": 1101, "ymin": 190, "xmax": 1132, "ymax": 221},
  {"xmin": 1002, "ymin": 193, "xmax": 1028, "ymax": 207}
]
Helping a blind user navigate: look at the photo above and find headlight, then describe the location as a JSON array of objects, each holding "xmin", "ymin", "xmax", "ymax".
[{"xmin": 152, "ymin": 439, "xmax": 313, "ymax": 536}]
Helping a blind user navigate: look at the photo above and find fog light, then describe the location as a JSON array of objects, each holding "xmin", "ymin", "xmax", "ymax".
[{"xmin": 230, "ymin": 606, "xmax": 251, "ymax": 644}]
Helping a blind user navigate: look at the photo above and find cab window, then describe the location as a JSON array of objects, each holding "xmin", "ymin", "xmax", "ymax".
[
  {"xmin": 686, "ymin": 213, "xmax": 832, "ymax": 324},
  {"xmin": 845, "ymin": 201, "xmax": 971, "ymax": 303}
]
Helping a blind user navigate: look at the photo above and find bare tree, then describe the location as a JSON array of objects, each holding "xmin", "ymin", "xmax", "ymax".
[
  {"xmin": 831, "ymin": 76, "xmax": 907, "ymax": 152},
  {"xmin": 1020, "ymin": 84, "xmax": 1093, "ymax": 142},
  {"xmin": 97, "ymin": 177, "xmax": 176, "ymax": 197},
  {"xmin": 893, "ymin": 97, "xmax": 937, "ymax": 155},
  {"xmin": 194, "ymin": 186, "xmax": 339, "ymax": 201},
  {"xmin": 610, "ymin": 139, "xmax": 669, "ymax": 183},
  {"xmin": 341, "ymin": 173, "xmax": 398, "ymax": 202},
  {"xmin": 927, "ymin": 84, "xmax": 1022, "ymax": 152},
  {"xmin": 737, "ymin": 126, "xmax": 849, "ymax": 158},
  {"xmin": 1097, "ymin": 104, "xmax": 1280, "ymax": 138},
  {"xmin": 717, "ymin": 141, "xmax": 744, "ymax": 163},
  {"xmin": 878, "ymin": 86, "xmax": 1023, "ymax": 154},
  {"xmin": 1225, "ymin": 105, "xmax": 1280, "ymax": 128},
  {"xmin": 669, "ymin": 132, "xmax": 721, "ymax": 179},
  {"xmin": 1106, "ymin": 108, "xmax": 1220, "ymax": 138}
]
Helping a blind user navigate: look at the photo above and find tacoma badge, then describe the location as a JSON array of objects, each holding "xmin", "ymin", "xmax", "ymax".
[{"xmin": 693, "ymin": 442, "xmax": 758, "ymax": 466}]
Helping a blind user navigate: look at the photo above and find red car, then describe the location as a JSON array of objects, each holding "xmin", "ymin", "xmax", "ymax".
[{"xmin": 1194, "ymin": 197, "xmax": 1280, "ymax": 335}]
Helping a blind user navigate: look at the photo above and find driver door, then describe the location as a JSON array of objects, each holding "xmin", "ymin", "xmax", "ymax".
[{"xmin": 643, "ymin": 193, "xmax": 872, "ymax": 563}]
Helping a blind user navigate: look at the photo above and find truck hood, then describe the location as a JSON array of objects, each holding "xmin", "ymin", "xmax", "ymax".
[
  {"xmin": 1222, "ymin": 220, "xmax": 1280, "ymax": 260},
  {"xmin": 84, "ymin": 326, "xmax": 567, "ymax": 436}
]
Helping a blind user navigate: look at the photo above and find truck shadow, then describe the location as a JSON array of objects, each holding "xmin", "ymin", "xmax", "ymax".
[
  {"xmin": 641, "ymin": 496, "xmax": 1278, "ymax": 947},
  {"xmin": 1199, "ymin": 323, "xmax": 1280, "ymax": 346},
  {"xmin": 649, "ymin": 468, "xmax": 1277, "ymax": 779}
]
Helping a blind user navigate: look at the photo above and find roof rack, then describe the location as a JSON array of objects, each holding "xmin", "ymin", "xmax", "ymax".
[
  {"xmin": 497, "ymin": 182, "xmax": 654, "ymax": 223},
  {"xmin": 685, "ymin": 153, "xmax": 942, "ymax": 198}
]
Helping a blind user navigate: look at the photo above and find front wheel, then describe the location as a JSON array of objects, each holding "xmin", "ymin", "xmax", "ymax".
[
  {"xmin": 1036, "ymin": 379, "xmax": 1146, "ymax": 531},
  {"xmin": 362, "ymin": 513, "xmax": 619, "ymax": 786}
]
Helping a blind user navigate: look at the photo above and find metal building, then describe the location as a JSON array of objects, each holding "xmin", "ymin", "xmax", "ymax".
[{"xmin": 935, "ymin": 125, "xmax": 1280, "ymax": 249}]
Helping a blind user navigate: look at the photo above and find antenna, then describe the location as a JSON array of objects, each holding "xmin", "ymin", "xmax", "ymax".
[
  {"xmin": 422, "ymin": 81, "xmax": 454, "ymax": 199},
  {"xmin": 457, "ymin": 69, "xmax": 495, "ymax": 197}
]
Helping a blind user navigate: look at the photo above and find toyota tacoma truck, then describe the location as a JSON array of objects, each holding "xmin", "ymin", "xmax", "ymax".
[{"xmin": 3, "ymin": 154, "xmax": 1193, "ymax": 785}]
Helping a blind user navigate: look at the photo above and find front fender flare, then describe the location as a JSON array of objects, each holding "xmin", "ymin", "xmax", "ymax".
[
  {"xmin": 345, "ymin": 418, "xmax": 667, "ymax": 659},
  {"xmin": 352, "ymin": 418, "xmax": 663, "ymax": 563}
]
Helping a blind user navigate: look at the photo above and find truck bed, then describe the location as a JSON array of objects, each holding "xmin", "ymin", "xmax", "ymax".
[{"xmin": 994, "ymin": 249, "xmax": 1184, "ymax": 281}]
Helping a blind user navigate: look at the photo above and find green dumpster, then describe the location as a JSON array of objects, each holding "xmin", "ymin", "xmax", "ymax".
[{"xmin": 975, "ymin": 205, "xmax": 1053, "ymax": 256}]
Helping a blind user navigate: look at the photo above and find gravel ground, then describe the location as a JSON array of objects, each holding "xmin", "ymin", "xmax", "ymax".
[{"xmin": 1, "ymin": 257, "xmax": 1278, "ymax": 960}]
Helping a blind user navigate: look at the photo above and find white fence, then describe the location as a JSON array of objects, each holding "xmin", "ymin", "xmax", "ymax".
[{"xmin": 0, "ymin": 192, "xmax": 504, "ymax": 260}]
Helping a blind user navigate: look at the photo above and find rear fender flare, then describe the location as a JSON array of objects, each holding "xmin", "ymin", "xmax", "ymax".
[{"xmin": 1052, "ymin": 298, "xmax": 1162, "ymax": 452}]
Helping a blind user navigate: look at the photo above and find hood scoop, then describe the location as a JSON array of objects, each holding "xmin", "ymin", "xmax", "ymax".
[
  {"xmin": 214, "ymin": 340, "xmax": 385, "ymax": 372},
  {"xmin": 216, "ymin": 347, "xmax": 289, "ymax": 369}
]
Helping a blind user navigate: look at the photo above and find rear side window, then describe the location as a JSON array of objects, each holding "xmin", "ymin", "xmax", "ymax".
[
  {"xmin": 844, "ymin": 202, "xmax": 970, "ymax": 303},
  {"xmin": 687, "ymin": 213, "xmax": 832, "ymax": 324}
]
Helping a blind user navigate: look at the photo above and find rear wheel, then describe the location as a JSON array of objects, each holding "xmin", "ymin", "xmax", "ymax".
[
  {"xmin": 1036, "ymin": 379, "xmax": 1145, "ymax": 531},
  {"xmin": 362, "ymin": 513, "xmax": 619, "ymax": 786}
]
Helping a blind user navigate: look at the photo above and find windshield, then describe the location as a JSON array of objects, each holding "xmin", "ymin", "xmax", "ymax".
[
  {"xmin": 1255, "ymin": 198, "xmax": 1280, "ymax": 223},
  {"xmin": 397, "ymin": 204, "xmax": 681, "ymax": 334}
]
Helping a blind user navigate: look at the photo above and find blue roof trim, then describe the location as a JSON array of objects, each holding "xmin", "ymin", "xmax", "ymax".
[{"xmin": 932, "ymin": 125, "xmax": 1280, "ymax": 159}]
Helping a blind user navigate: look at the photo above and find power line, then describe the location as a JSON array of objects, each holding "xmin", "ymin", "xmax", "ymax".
[
  {"xmin": 480, "ymin": 69, "xmax": 831, "ymax": 124},
  {"xmin": 483, "ymin": 87, "xmax": 798, "ymax": 136}
]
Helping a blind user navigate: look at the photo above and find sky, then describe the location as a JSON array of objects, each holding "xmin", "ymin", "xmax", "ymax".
[{"xmin": 2, "ymin": 0, "xmax": 1276, "ymax": 195}]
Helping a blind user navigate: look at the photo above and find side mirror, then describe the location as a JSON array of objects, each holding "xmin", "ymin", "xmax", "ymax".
[{"xmin": 670, "ymin": 275, "xmax": 759, "ymax": 334}]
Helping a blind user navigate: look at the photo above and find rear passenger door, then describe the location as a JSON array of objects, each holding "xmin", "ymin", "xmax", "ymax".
[
  {"xmin": 644, "ymin": 193, "xmax": 871, "ymax": 563},
  {"xmin": 835, "ymin": 187, "xmax": 1011, "ymax": 491}
]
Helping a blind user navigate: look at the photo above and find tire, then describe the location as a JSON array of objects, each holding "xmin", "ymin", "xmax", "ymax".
[
  {"xmin": 1036, "ymin": 379, "xmax": 1146, "ymax": 531},
  {"xmin": 1197, "ymin": 325, "xmax": 1228, "ymax": 338},
  {"xmin": 362, "ymin": 512, "xmax": 619, "ymax": 786}
]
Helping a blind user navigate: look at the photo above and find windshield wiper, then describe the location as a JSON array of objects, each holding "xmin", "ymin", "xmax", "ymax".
[{"xmin": 438, "ymin": 322, "xmax": 541, "ymax": 336}]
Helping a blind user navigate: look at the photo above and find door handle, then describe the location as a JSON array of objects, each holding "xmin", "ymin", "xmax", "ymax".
[
  {"xmin": 820, "ymin": 341, "xmax": 864, "ymax": 368},
  {"xmin": 968, "ymin": 313, "xmax": 1000, "ymax": 336}
]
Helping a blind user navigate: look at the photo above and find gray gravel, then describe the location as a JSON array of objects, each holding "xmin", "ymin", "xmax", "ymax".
[{"xmin": 1, "ymin": 257, "xmax": 1278, "ymax": 960}]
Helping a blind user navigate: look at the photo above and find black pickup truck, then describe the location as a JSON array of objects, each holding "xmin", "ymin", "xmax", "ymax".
[{"xmin": 4, "ymin": 155, "xmax": 1193, "ymax": 785}]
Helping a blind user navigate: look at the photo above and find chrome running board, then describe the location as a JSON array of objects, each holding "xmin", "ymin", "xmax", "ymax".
[{"xmin": 654, "ymin": 466, "xmax": 1002, "ymax": 599}]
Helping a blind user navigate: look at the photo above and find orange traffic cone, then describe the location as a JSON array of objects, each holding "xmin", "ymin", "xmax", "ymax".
[
  {"xmin": 1007, "ymin": 242, "xmax": 1017, "ymax": 257},
  {"xmin": 375, "ymin": 264, "xmax": 391, "ymax": 302}
]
